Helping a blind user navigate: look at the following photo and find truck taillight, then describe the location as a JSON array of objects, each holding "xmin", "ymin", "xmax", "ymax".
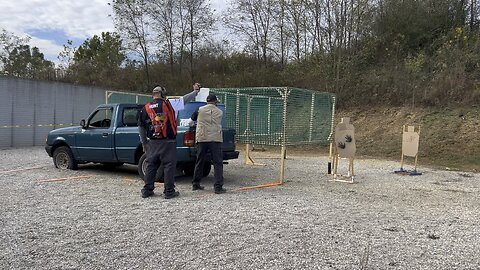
[{"xmin": 184, "ymin": 131, "xmax": 195, "ymax": 147}]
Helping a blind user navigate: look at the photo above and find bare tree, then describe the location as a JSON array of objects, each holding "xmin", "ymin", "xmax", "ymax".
[
  {"xmin": 147, "ymin": 0, "xmax": 176, "ymax": 74},
  {"xmin": 184, "ymin": 0, "xmax": 215, "ymax": 80},
  {"xmin": 305, "ymin": 0, "xmax": 324, "ymax": 54},
  {"xmin": 111, "ymin": 0, "xmax": 153, "ymax": 84},
  {"xmin": 224, "ymin": 0, "xmax": 275, "ymax": 65},
  {"xmin": 273, "ymin": 0, "xmax": 290, "ymax": 65},
  {"xmin": 286, "ymin": 0, "xmax": 308, "ymax": 60}
]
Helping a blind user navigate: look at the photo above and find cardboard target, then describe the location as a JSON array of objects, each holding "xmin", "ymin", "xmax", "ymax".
[
  {"xmin": 402, "ymin": 126, "xmax": 419, "ymax": 157},
  {"xmin": 334, "ymin": 117, "xmax": 356, "ymax": 158}
]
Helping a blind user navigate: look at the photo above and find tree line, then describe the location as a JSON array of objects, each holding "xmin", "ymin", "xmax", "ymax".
[{"xmin": 1, "ymin": 0, "xmax": 480, "ymax": 108}]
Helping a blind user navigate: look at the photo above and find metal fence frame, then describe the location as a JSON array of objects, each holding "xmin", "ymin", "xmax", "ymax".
[
  {"xmin": 105, "ymin": 90, "xmax": 151, "ymax": 104},
  {"xmin": 210, "ymin": 87, "xmax": 336, "ymax": 186},
  {"xmin": 211, "ymin": 87, "xmax": 336, "ymax": 146}
]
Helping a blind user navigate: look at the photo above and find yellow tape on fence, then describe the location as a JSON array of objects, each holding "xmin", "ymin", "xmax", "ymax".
[{"xmin": 0, "ymin": 123, "xmax": 75, "ymax": 128}]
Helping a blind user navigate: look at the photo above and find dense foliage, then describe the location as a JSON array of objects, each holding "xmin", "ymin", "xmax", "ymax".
[
  {"xmin": 1, "ymin": 0, "xmax": 480, "ymax": 108},
  {"xmin": 0, "ymin": 29, "xmax": 55, "ymax": 79}
]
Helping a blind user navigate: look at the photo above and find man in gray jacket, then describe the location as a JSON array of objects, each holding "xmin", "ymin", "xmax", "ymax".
[{"xmin": 191, "ymin": 94, "xmax": 226, "ymax": 194}]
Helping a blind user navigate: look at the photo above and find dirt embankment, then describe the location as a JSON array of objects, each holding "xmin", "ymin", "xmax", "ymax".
[
  {"xmin": 280, "ymin": 106, "xmax": 479, "ymax": 172},
  {"xmin": 334, "ymin": 106, "xmax": 479, "ymax": 172}
]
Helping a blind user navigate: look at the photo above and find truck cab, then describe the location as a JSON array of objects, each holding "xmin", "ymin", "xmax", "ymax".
[{"xmin": 45, "ymin": 102, "xmax": 239, "ymax": 180}]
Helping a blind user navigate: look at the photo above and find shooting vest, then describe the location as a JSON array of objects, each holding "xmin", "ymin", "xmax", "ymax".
[
  {"xmin": 144, "ymin": 99, "xmax": 176, "ymax": 139},
  {"xmin": 195, "ymin": 104, "xmax": 223, "ymax": 143}
]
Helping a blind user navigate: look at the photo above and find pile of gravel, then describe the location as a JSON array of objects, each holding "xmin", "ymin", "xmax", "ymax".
[{"xmin": 1, "ymin": 147, "xmax": 479, "ymax": 269}]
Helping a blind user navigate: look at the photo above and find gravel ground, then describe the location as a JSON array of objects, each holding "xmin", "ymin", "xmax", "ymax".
[{"xmin": 0, "ymin": 147, "xmax": 479, "ymax": 270}]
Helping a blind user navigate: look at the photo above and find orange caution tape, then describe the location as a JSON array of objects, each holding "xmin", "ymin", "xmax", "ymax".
[{"xmin": 233, "ymin": 182, "xmax": 283, "ymax": 191}]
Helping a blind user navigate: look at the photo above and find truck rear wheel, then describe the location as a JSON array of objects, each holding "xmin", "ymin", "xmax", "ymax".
[
  {"xmin": 53, "ymin": 146, "xmax": 78, "ymax": 170},
  {"xmin": 138, "ymin": 154, "xmax": 147, "ymax": 180},
  {"xmin": 137, "ymin": 154, "xmax": 167, "ymax": 183},
  {"xmin": 203, "ymin": 162, "xmax": 212, "ymax": 177}
]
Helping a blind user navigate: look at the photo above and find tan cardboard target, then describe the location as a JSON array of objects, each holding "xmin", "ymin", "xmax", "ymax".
[
  {"xmin": 402, "ymin": 126, "xmax": 419, "ymax": 157},
  {"xmin": 334, "ymin": 117, "xmax": 356, "ymax": 158}
]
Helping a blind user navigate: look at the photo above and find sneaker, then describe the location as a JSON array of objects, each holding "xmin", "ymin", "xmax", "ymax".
[
  {"xmin": 141, "ymin": 190, "xmax": 154, "ymax": 198},
  {"xmin": 214, "ymin": 188, "xmax": 227, "ymax": 194},
  {"xmin": 192, "ymin": 184, "xmax": 205, "ymax": 191},
  {"xmin": 164, "ymin": 191, "xmax": 180, "ymax": 199}
]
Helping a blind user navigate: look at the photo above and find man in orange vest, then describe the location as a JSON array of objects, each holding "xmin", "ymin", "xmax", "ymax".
[{"xmin": 138, "ymin": 84, "xmax": 199, "ymax": 199}]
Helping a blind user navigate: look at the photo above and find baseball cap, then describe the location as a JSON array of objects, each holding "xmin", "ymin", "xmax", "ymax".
[{"xmin": 206, "ymin": 94, "xmax": 218, "ymax": 103}]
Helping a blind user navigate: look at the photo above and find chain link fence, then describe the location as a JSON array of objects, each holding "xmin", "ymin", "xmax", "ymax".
[{"xmin": 210, "ymin": 87, "xmax": 336, "ymax": 146}]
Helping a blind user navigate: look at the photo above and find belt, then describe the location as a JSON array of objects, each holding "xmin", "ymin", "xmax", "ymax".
[{"xmin": 148, "ymin": 137, "xmax": 176, "ymax": 141}]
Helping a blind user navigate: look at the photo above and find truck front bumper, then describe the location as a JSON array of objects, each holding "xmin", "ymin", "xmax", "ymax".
[{"xmin": 45, "ymin": 145, "xmax": 53, "ymax": 157}]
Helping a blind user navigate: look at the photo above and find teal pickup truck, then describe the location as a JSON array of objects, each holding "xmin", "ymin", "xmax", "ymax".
[{"xmin": 45, "ymin": 102, "xmax": 239, "ymax": 179}]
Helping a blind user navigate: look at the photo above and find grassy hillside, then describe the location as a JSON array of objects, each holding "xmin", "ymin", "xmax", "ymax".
[
  {"xmin": 279, "ymin": 105, "xmax": 479, "ymax": 172},
  {"xmin": 334, "ymin": 106, "xmax": 480, "ymax": 172}
]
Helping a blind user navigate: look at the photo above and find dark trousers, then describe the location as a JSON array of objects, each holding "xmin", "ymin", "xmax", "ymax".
[
  {"xmin": 143, "ymin": 140, "xmax": 177, "ymax": 194},
  {"xmin": 193, "ymin": 142, "xmax": 224, "ymax": 189}
]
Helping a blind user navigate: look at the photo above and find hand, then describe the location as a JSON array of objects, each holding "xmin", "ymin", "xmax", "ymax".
[{"xmin": 193, "ymin": 83, "xmax": 201, "ymax": 91}]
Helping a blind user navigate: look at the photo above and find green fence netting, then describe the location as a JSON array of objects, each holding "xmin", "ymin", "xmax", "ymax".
[
  {"xmin": 106, "ymin": 91, "xmax": 151, "ymax": 104},
  {"xmin": 104, "ymin": 88, "xmax": 335, "ymax": 146},
  {"xmin": 210, "ymin": 87, "xmax": 336, "ymax": 146}
]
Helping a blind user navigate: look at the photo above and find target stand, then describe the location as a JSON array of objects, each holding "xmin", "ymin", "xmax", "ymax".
[
  {"xmin": 394, "ymin": 125, "xmax": 422, "ymax": 176},
  {"xmin": 244, "ymin": 143, "xmax": 266, "ymax": 166},
  {"xmin": 329, "ymin": 117, "xmax": 356, "ymax": 183}
]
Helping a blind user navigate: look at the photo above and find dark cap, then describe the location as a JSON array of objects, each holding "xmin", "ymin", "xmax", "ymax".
[{"xmin": 206, "ymin": 94, "xmax": 218, "ymax": 103}]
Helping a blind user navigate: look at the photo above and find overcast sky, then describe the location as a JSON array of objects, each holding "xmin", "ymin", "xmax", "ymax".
[{"xmin": 0, "ymin": 0, "xmax": 228, "ymax": 63}]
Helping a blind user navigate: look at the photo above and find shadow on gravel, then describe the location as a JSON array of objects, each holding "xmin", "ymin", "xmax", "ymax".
[
  {"xmin": 75, "ymin": 164, "xmax": 203, "ymax": 184},
  {"xmin": 78, "ymin": 164, "xmax": 139, "ymax": 176}
]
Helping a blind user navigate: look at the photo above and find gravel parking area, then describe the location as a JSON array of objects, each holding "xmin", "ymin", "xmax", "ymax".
[{"xmin": 1, "ymin": 147, "xmax": 479, "ymax": 269}]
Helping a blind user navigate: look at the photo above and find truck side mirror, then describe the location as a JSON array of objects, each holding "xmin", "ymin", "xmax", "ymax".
[{"xmin": 80, "ymin": 119, "xmax": 86, "ymax": 129}]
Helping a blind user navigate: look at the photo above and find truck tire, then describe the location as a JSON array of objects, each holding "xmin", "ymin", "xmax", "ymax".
[
  {"xmin": 138, "ymin": 154, "xmax": 147, "ymax": 180},
  {"xmin": 183, "ymin": 162, "xmax": 211, "ymax": 177},
  {"xmin": 137, "ymin": 154, "xmax": 166, "ymax": 183},
  {"xmin": 53, "ymin": 146, "xmax": 78, "ymax": 170}
]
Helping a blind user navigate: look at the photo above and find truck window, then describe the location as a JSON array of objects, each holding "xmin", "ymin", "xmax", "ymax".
[
  {"xmin": 123, "ymin": 107, "xmax": 140, "ymax": 127},
  {"xmin": 89, "ymin": 108, "xmax": 113, "ymax": 128}
]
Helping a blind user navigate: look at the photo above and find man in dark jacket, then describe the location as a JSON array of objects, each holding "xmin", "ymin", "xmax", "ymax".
[{"xmin": 138, "ymin": 84, "xmax": 200, "ymax": 199}]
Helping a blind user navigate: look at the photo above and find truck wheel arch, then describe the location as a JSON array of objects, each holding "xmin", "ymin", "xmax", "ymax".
[
  {"xmin": 51, "ymin": 141, "xmax": 69, "ymax": 156},
  {"xmin": 134, "ymin": 145, "xmax": 144, "ymax": 164}
]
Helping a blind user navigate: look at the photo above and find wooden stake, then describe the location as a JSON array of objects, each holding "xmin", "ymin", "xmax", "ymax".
[
  {"xmin": 0, "ymin": 166, "xmax": 45, "ymax": 174},
  {"xmin": 37, "ymin": 175, "xmax": 95, "ymax": 183}
]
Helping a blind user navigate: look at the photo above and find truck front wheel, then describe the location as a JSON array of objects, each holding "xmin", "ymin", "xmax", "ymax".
[{"xmin": 53, "ymin": 146, "xmax": 78, "ymax": 170}]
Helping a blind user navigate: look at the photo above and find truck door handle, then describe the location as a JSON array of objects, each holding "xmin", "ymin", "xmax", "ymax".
[{"xmin": 102, "ymin": 133, "xmax": 109, "ymax": 137}]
